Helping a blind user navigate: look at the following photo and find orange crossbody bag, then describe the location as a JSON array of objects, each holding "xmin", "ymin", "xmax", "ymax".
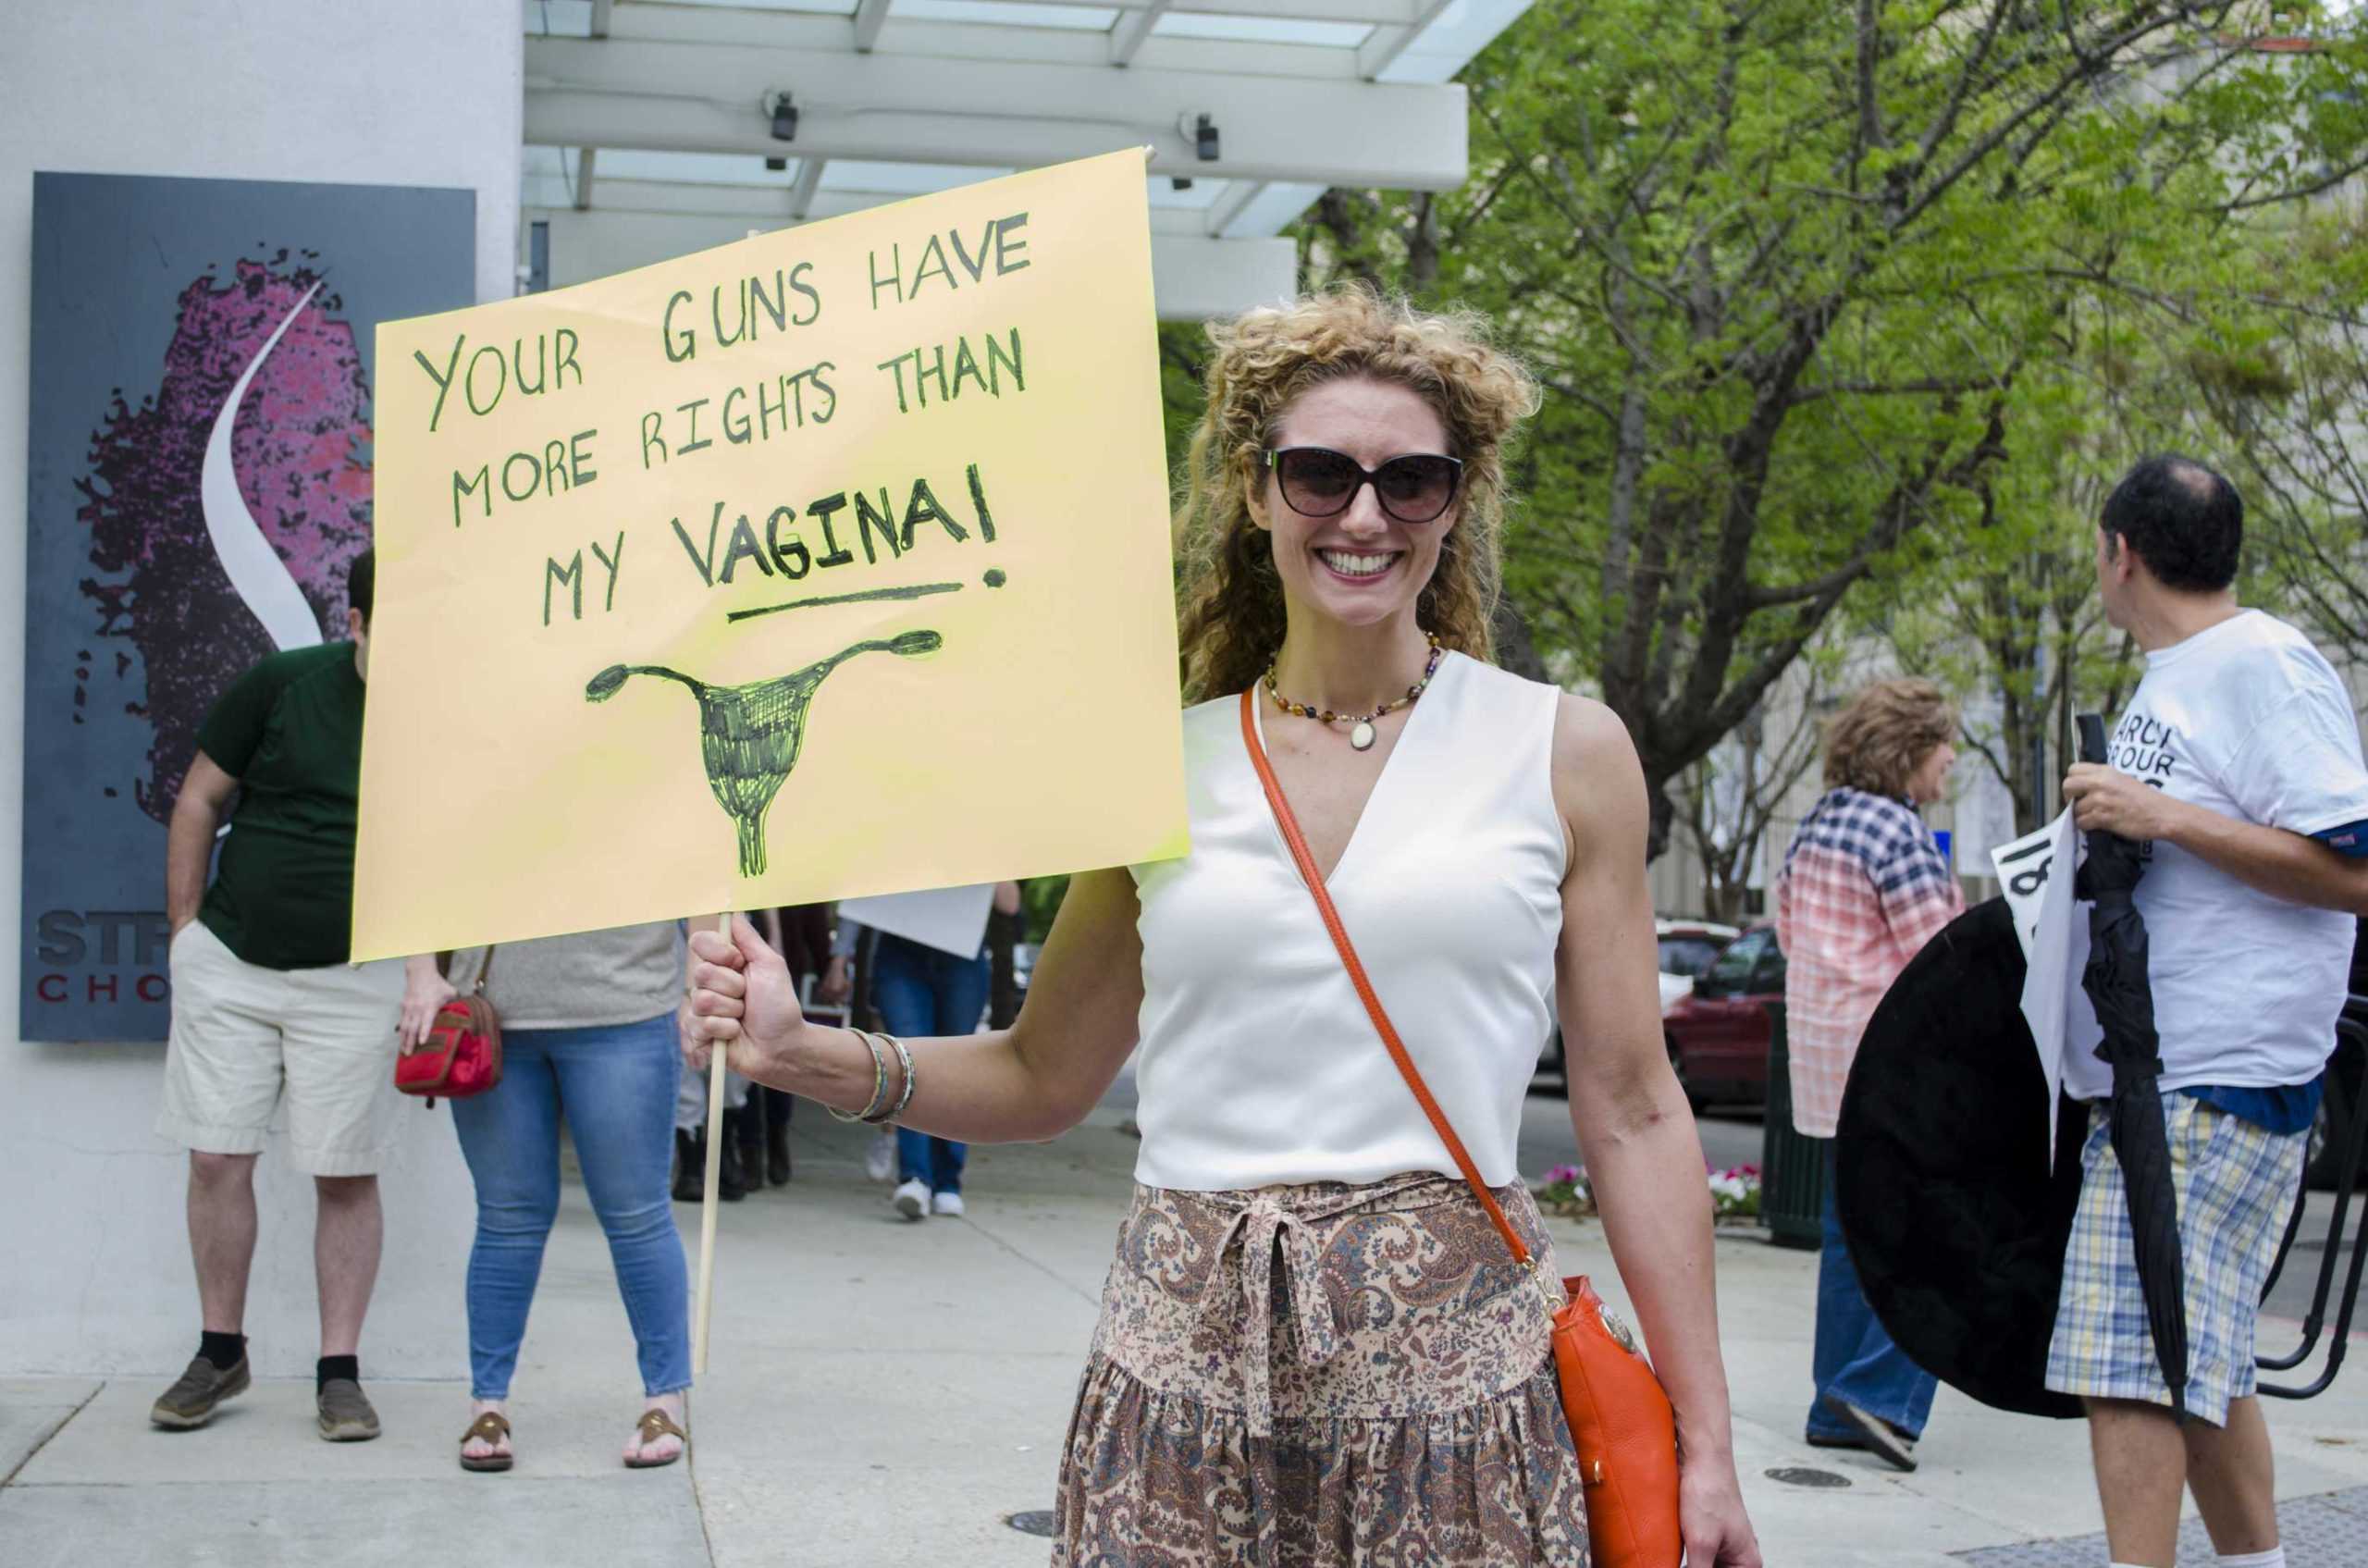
[{"xmin": 1240, "ymin": 690, "xmax": 1684, "ymax": 1568}]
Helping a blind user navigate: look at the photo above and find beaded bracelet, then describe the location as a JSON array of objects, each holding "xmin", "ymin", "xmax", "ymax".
[
  {"xmin": 826, "ymin": 1029, "xmax": 890, "ymax": 1124},
  {"xmin": 864, "ymin": 1033, "xmax": 918, "ymax": 1126}
]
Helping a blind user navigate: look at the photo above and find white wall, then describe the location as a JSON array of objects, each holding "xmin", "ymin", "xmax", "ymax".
[{"xmin": 0, "ymin": 2, "xmax": 521, "ymax": 1377}]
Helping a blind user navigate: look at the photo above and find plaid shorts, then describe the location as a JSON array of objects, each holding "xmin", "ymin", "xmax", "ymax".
[{"xmin": 2045, "ymin": 1092, "xmax": 2305, "ymax": 1427}]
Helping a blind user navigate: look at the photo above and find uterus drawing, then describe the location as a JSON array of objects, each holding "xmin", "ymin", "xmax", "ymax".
[{"xmin": 586, "ymin": 630, "xmax": 943, "ymax": 877}]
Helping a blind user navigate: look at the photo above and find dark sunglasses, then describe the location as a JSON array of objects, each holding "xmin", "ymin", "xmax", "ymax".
[{"xmin": 1263, "ymin": 447, "xmax": 1464, "ymax": 525}]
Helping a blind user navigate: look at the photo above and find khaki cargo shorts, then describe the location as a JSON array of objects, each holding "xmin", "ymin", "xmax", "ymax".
[{"xmin": 154, "ymin": 920, "xmax": 406, "ymax": 1177}]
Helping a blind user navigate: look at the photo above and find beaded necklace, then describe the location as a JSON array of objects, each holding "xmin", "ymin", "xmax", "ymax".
[{"xmin": 1261, "ymin": 634, "xmax": 1445, "ymax": 751}]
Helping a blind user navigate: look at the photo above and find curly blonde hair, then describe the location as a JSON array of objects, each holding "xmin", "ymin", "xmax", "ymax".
[
  {"xmin": 1173, "ymin": 286, "xmax": 1540, "ymax": 701},
  {"xmin": 1824, "ymin": 679, "xmax": 1957, "ymax": 799}
]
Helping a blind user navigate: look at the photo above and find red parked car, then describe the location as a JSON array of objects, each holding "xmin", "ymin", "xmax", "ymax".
[
  {"xmin": 1534, "ymin": 920, "xmax": 1738, "ymax": 1086},
  {"xmin": 1663, "ymin": 926, "xmax": 1787, "ymax": 1110}
]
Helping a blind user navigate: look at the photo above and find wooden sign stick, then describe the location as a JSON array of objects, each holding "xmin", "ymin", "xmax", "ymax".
[{"xmin": 692, "ymin": 910, "xmax": 731, "ymax": 1376}]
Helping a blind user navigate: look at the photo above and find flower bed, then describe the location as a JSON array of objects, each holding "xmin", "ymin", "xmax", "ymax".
[
  {"xmin": 1529, "ymin": 1163, "xmax": 1763, "ymax": 1226},
  {"xmin": 1533, "ymin": 1164, "xmax": 1595, "ymax": 1219},
  {"xmin": 1708, "ymin": 1164, "xmax": 1762, "ymax": 1222}
]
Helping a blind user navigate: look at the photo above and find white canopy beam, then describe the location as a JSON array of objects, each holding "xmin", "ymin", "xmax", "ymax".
[
  {"xmin": 1204, "ymin": 179, "xmax": 1265, "ymax": 238},
  {"xmin": 555, "ymin": 177, "xmax": 1223, "ymax": 238},
  {"xmin": 524, "ymin": 36, "xmax": 1468, "ymax": 189},
  {"xmin": 604, "ymin": 5, "xmax": 1359, "ymax": 82},
  {"xmin": 1110, "ymin": 3, "xmax": 1172, "ymax": 68},
  {"xmin": 1215, "ymin": 180, "xmax": 1329, "ymax": 240},
  {"xmin": 1359, "ymin": 0, "xmax": 1460, "ymax": 80},
  {"xmin": 976, "ymin": 0, "xmax": 1424, "ymax": 21},
  {"xmin": 789, "ymin": 157, "xmax": 827, "ymax": 219},
  {"xmin": 853, "ymin": 0, "xmax": 893, "ymax": 54},
  {"xmin": 1366, "ymin": 0, "xmax": 1534, "ymax": 85},
  {"xmin": 524, "ymin": 204, "xmax": 1295, "ymax": 320}
]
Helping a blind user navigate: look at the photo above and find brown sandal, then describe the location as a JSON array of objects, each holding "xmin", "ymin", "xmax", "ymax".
[
  {"xmin": 624, "ymin": 1407, "xmax": 687, "ymax": 1470},
  {"xmin": 458, "ymin": 1411, "xmax": 512, "ymax": 1473}
]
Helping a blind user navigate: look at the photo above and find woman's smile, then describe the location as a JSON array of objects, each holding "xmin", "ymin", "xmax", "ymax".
[{"xmin": 1314, "ymin": 547, "xmax": 1404, "ymax": 583}]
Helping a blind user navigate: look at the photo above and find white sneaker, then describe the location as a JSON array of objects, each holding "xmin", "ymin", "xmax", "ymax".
[
  {"xmin": 865, "ymin": 1131, "xmax": 894, "ymax": 1183},
  {"xmin": 931, "ymin": 1191, "xmax": 966, "ymax": 1217},
  {"xmin": 893, "ymin": 1179, "xmax": 929, "ymax": 1221}
]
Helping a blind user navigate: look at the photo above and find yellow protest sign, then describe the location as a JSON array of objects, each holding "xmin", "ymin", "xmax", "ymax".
[{"xmin": 351, "ymin": 151, "xmax": 1185, "ymax": 960}]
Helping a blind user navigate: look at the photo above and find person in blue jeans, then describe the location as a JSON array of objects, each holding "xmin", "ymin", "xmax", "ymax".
[
  {"xmin": 875, "ymin": 883, "xmax": 1019, "ymax": 1220},
  {"xmin": 1776, "ymin": 682, "xmax": 1961, "ymax": 1473},
  {"xmin": 1807, "ymin": 1143, "xmax": 1936, "ymax": 1464},
  {"xmin": 400, "ymin": 923, "xmax": 691, "ymax": 1471}
]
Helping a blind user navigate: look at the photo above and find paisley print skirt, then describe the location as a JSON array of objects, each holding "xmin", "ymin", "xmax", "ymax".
[{"xmin": 1051, "ymin": 1171, "xmax": 1590, "ymax": 1567}]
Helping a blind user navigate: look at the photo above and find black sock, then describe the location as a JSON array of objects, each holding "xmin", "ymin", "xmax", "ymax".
[
  {"xmin": 198, "ymin": 1331, "xmax": 245, "ymax": 1372},
  {"xmin": 316, "ymin": 1354, "xmax": 359, "ymax": 1393}
]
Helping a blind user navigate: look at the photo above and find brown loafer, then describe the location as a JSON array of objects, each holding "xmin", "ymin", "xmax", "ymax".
[
  {"xmin": 459, "ymin": 1411, "xmax": 512, "ymax": 1472},
  {"xmin": 624, "ymin": 1407, "xmax": 687, "ymax": 1470},
  {"xmin": 151, "ymin": 1355, "xmax": 250, "ymax": 1429},
  {"xmin": 316, "ymin": 1377, "xmax": 381, "ymax": 1442}
]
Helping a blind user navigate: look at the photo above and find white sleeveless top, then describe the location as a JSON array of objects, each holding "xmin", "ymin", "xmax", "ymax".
[{"xmin": 1128, "ymin": 652, "xmax": 1567, "ymax": 1191}]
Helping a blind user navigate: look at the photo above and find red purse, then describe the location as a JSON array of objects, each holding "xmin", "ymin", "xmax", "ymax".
[
  {"xmin": 1240, "ymin": 691, "xmax": 1684, "ymax": 1568},
  {"xmin": 394, "ymin": 947, "xmax": 503, "ymax": 1106}
]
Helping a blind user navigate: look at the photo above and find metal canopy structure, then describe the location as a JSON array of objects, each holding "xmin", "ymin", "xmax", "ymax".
[{"xmin": 520, "ymin": 0, "xmax": 1531, "ymax": 317}]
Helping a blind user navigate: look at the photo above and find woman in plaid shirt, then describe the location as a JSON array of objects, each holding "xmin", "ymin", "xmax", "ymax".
[{"xmin": 1775, "ymin": 678, "xmax": 1963, "ymax": 1470}]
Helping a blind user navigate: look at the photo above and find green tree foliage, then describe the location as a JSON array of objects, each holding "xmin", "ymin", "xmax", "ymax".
[
  {"xmin": 1884, "ymin": 204, "xmax": 2368, "ymax": 836},
  {"xmin": 1157, "ymin": 322, "xmax": 1215, "ymax": 473},
  {"xmin": 2181, "ymin": 204, "xmax": 2368, "ymax": 673},
  {"xmin": 1019, "ymin": 874, "xmax": 1070, "ymax": 945},
  {"xmin": 1296, "ymin": 1, "xmax": 2368, "ymax": 852},
  {"xmin": 1878, "ymin": 409, "xmax": 2144, "ymax": 833}
]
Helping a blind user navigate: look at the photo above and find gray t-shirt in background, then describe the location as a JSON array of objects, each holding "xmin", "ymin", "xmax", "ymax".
[{"xmin": 450, "ymin": 921, "xmax": 684, "ymax": 1032}]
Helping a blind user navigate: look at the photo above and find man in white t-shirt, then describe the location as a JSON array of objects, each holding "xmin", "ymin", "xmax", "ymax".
[{"xmin": 2054, "ymin": 454, "xmax": 2368, "ymax": 1568}]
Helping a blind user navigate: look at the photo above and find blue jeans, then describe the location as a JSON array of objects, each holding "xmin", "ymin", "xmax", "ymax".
[
  {"xmin": 449, "ymin": 1014, "xmax": 691, "ymax": 1399},
  {"xmin": 871, "ymin": 933, "xmax": 989, "ymax": 1195},
  {"xmin": 1808, "ymin": 1143, "xmax": 1936, "ymax": 1440}
]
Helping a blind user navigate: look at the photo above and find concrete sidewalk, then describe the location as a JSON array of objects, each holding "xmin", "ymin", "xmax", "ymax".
[{"xmin": 6, "ymin": 1096, "xmax": 2368, "ymax": 1567}]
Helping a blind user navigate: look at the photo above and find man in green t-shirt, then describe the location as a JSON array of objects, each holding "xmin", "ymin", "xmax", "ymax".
[{"xmin": 149, "ymin": 549, "xmax": 403, "ymax": 1444}]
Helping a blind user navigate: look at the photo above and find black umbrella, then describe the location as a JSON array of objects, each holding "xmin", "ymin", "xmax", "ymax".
[
  {"xmin": 2072, "ymin": 712, "xmax": 2189, "ymax": 1422},
  {"xmin": 1837, "ymin": 896, "xmax": 2088, "ymax": 1419}
]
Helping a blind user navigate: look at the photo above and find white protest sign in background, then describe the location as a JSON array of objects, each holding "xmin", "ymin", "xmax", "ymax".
[
  {"xmin": 1992, "ymin": 810, "xmax": 2103, "ymax": 1168},
  {"xmin": 838, "ymin": 883, "xmax": 998, "ymax": 960}
]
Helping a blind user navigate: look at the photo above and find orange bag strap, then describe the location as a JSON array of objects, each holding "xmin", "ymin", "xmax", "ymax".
[{"xmin": 1239, "ymin": 689, "xmax": 1535, "ymax": 1270}]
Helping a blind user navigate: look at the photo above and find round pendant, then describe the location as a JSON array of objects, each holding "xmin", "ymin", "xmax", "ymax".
[{"xmin": 1350, "ymin": 720, "xmax": 1377, "ymax": 751}]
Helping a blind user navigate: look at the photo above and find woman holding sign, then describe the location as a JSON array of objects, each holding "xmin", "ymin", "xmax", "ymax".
[{"xmin": 684, "ymin": 288, "xmax": 1761, "ymax": 1566}]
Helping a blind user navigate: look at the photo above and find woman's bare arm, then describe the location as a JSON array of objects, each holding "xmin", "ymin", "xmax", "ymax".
[
  {"xmin": 1552, "ymin": 696, "xmax": 1761, "ymax": 1567},
  {"xmin": 685, "ymin": 867, "xmax": 1145, "ymax": 1143}
]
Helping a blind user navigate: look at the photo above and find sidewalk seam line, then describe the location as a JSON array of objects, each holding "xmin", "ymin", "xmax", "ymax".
[
  {"xmin": 2, "ymin": 1379, "xmax": 105, "ymax": 1489},
  {"xmin": 957, "ymin": 1219, "xmax": 1102, "ymax": 1309},
  {"xmin": 686, "ymin": 1387, "xmax": 720, "ymax": 1567}
]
